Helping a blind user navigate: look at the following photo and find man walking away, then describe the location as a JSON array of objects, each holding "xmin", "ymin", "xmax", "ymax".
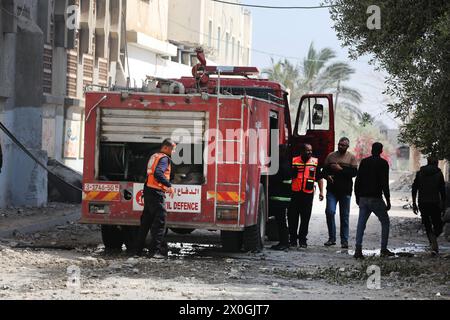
[
  {"xmin": 134, "ymin": 139, "xmax": 176, "ymax": 258},
  {"xmin": 354, "ymin": 142, "xmax": 395, "ymax": 259},
  {"xmin": 323, "ymin": 137, "xmax": 358, "ymax": 249},
  {"xmin": 412, "ymin": 156, "xmax": 446, "ymax": 253},
  {"xmin": 288, "ymin": 143, "xmax": 324, "ymax": 248}
]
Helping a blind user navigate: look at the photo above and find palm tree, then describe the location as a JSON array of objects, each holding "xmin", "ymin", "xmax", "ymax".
[
  {"xmin": 262, "ymin": 42, "xmax": 363, "ymax": 121},
  {"xmin": 261, "ymin": 58, "xmax": 300, "ymax": 96}
]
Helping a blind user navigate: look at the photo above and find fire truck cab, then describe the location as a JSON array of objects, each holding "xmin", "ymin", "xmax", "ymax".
[{"xmin": 80, "ymin": 51, "xmax": 334, "ymax": 252}]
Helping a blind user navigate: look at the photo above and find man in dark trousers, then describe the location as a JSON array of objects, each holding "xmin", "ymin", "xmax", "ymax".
[
  {"xmin": 323, "ymin": 137, "xmax": 358, "ymax": 249},
  {"xmin": 269, "ymin": 145, "xmax": 292, "ymax": 251},
  {"xmin": 354, "ymin": 142, "xmax": 395, "ymax": 259},
  {"xmin": 288, "ymin": 143, "xmax": 324, "ymax": 248},
  {"xmin": 412, "ymin": 156, "xmax": 446, "ymax": 253},
  {"xmin": 135, "ymin": 138, "xmax": 176, "ymax": 258}
]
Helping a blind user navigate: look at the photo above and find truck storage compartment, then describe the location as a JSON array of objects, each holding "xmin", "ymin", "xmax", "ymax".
[
  {"xmin": 98, "ymin": 142, "xmax": 205, "ymax": 184},
  {"xmin": 98, "ymin": 108, "xmax": 207, "ymax": 184}
]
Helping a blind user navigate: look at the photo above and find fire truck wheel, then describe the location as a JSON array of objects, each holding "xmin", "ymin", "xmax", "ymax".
[
  {"xmin": 220, "ymin": 230, "xmax": 243, "ymax": 252},
  {"xmin": 169, "ymin": 228, "xmax": 195, "ymax": 235},
  {"xmin": 121, "ymin": 226, "xmax": 139, "ymax": 251},
  {"xmin": 101, "ymin": 225, "xmax": 124, "ymax": 251},
  {"xmin": 243, "ymin": 184, "xmax": 266, "ymax": 252}
]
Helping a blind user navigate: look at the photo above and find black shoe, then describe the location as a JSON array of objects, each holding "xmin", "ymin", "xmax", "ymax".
[
  {"xmin": 354, "ymin": 246, "xmax": 364, "ymax": 259},
  {"xmin": 380, "ymin": 248, "xmax": 395, "ymax": 257},
  {"xmin": 324, "ymin": 240, "xmax": 336, "ymax": 247},
  {"xmin": 428, "ymin": 233, "xmax": 439, "ymax": 253},
  {"xmin": 299, "ymin": 242, "xmax": 307, "ymax": 248},
  {"xmin": 341, "ymin": 242, "xmax": 349, "ymax": 249},
  {"xmin": 270, "ymin": 243, "xmax": 289, "ymax": 251},
  {"xmin": 129, "ymin": 248, "xmax": 144, "ymax": 257},
  {"xmin": 289, "ymin": 240, "xmax": 298, "ymax": 247}
]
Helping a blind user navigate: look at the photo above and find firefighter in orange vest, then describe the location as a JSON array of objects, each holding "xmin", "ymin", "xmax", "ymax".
[
  {"xmin": 288, "ymin": 143, "xmax": 324, "ymax": 248},
  {"xmin": 134, "ymin": 138, "xmax": 176, "ymax": 258}
]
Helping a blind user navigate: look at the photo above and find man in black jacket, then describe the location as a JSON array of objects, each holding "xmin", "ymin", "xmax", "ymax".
[
  {"xmin": 354, "ymin": 142, "xmax": 395, "ymax": 259},
  {"xmin": 412, "ymin": 156, "xmax": 446, "ymax": 253}
]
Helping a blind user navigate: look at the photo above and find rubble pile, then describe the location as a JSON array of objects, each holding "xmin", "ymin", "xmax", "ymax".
[{"xmin": 391, "ymin": 172, "xmax": 416, "ymax": 192}]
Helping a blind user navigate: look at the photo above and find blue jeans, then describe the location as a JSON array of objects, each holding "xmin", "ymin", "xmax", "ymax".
[
  {"xmin": 325, "ymin": 192, "xmax": 351, "ymax": 244},
  {"xmin": 355, "ymin": 197, "xmax": 390, "ymax": 250}
]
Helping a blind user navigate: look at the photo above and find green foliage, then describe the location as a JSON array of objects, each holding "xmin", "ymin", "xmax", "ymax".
[
  {"xmin": 262, "ymin": 42, "xmax": 363, "ymax": 125},
  {"xmin": 360, "ymin": 112, "xmax": 374, "ymax": 127},
  {"xmin": 327, "ymin": 0, "xmax": 450, "ymax": 159},
  {"xmin": 262, "ymin": 42, "xmax": 393, "ymax": 154}
]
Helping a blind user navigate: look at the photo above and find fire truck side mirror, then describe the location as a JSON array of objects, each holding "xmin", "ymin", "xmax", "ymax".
[{"xmin": 312, "ymin": 104, "xmax": 324, "ymax": 125}]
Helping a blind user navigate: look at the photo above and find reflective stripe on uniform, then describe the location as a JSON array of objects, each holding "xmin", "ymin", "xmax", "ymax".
[{"xmin": 270, "ymin": 196, "xmax": 291, "ymax": 202}]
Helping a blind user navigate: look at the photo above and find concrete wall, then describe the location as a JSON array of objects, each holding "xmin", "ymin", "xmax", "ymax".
[
  {"xmin": 0, "ymin": 0, "xmax": 48, "ymax": 208},
  {"xmin": 126, "ymin": 0, "xmax": 170, "ymax": 41},
  {"xmin": 168, "ymin": 0, "xmax": 203, "ymax": 45}
]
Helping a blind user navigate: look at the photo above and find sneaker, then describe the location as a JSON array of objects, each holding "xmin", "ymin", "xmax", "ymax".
[
  {"xmin": 354, "ymin": 246, "xmax": 364, "ymax": 259},
  {"xmin": 341, "ymin": 242, "xmax": 349, "ymax": 249},
  {"xmin": 289, "ymin": 240, "xmax": 298, "ymax": 247},
  {"xmin": 324, "ymin": 240, "xmax": 336, "ymax": 247},
  {"xmin": 270, "ymin": 243, "xmax": 289, "ymax": 251},
  {"xmin": 299, "ymin": 242, "xmax": 307, "ymax": 248},
  {"xmin": 380, "ymin": 248, "xmax": 395, "ymax": 257}
]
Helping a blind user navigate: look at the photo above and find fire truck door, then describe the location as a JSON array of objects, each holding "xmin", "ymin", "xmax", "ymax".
[{"xmin": 291, "ymin": 94, "xmax": 335, "ymax": 165}]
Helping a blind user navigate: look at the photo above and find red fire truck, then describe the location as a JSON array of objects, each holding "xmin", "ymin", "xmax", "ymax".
[{"xmin": 80, "ymin": 49, "xmax": 334, "ymax": 252}]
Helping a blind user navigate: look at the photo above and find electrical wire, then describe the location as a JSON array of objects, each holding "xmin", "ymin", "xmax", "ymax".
[
  {"xmin": 210, "ymin": 0, "xmax": 338, "ymax": 9},
  {"xmin": 1, "ymin": 6, "xmax": 19, "ymax": 19},
  {"xmin": 0, "ymin": 122, "xmax": 83, "ymax": 193},
  {"xmin": 168, "ymin": 18, "xmax": 372, "ymax": 66}
]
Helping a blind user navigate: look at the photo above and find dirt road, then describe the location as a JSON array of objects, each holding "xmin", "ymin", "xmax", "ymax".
[{"xmin": 0, "ymin": 192, "xmax": 449, "ymax": 300}]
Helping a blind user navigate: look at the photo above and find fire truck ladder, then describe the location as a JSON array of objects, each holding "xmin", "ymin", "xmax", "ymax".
[{"xmin": 214, "ymin": 70, "xmax": 245, "ymax": 225}]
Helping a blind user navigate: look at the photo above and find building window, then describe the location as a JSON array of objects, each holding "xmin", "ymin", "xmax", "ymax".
[
  {"xmin": 225, "ymin": 32, "xmax": 229, "ymax": 63},
  {"xmin": 237, "ymin": 40, "xmax": 241, "ymax": 65},
  {"xmin": 181, "ymin": 51, "xmax": 190, "ymax": 65},
  {"xmin": 208, "ymin": 20, "xmax": 212, "ymax": 47},
  {"xmin": 247, "ymin": 48, "xmax": 250, "ymax": 65},
  {"xmin": 231, "ymin": 37, "xmax": 235, "ymax": 64},
  {"xmin": 171, "ymin": 48, "xmax": 181, "ymax": 63},
  {"xmin": 217, "ymin": 27, "xmax": 221, "ymax": 54}
]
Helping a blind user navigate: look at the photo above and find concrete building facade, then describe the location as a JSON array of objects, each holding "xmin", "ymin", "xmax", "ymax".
[
  {"xmin": 124, "ymin": 0, "xmax": 191, "ymax": 85},
  {"xmin": 39, "ymin": 0, "xmax": 129, "ymax": 173},
  {"xmin": 0, "ymin": 0, "xmax": 48, "ymax": 207},
  {"xmin": 168, "ymin": 0, "xmax": 252, "ymax": 66},
  {"xmin": 38, "ymin": 0, "xmax": 204, "ymax": 174}
]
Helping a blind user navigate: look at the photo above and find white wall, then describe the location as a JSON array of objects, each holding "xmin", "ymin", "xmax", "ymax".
[
  {"xmin": 127, "ymin": 45, "xmax": 192, "ymax": 85},
  {"xmin": 168, "ymin": 0, "xmax": 252, "ymax": 66}
]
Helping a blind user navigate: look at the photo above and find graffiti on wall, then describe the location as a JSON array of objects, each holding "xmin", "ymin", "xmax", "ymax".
[{"xmin": 64, "ymin": 120, "xmax": 80, "ymax": 158}]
